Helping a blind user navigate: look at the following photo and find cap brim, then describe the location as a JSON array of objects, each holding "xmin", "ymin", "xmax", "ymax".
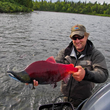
[{"xmin": 70, "ymin": 31, "xmax": 85, "ymax": 38}]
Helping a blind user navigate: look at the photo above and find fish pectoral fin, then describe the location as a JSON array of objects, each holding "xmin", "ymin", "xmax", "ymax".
[
  {"xmin": 31, "ymin": 84, "xmax": 35, "ymax": 90},
  {"xmin": 28, "ymin": 83, "xmax": 35, "ymax": 90}
]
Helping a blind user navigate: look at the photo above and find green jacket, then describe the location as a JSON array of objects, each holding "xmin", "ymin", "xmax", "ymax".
[{"xmin": 55, "ymin": 40, "xmax": 108, "ymax": 105}]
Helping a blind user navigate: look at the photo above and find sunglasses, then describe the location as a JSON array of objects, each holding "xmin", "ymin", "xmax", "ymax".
[{"xmin": 71, "ymin": 36, "xmax": 84, "ymax": 40}]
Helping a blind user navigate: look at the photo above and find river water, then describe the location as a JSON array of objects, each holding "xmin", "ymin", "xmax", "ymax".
[{"xmin": 0, "ymin": 11, "xmax": 110, "ymax": 110}]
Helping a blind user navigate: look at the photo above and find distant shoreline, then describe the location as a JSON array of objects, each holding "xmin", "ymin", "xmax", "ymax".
[{"xmin": 1, "ymin": 0, "xmax": 110, "ymax": 17}]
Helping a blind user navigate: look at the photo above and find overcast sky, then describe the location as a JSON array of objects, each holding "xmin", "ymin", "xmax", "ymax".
[
  {"xmin": 54, "ymin": 0, "xmax": 110, "ymax": 4},
  {"xmin": 69, "ymin": 0, "xmax": 110, "ymax": 4},
  {"xmin": 34, "ymin": 0, "xmax": 110, "ymax": 4}
]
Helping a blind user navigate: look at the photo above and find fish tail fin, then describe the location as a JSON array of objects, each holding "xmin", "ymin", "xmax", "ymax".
[
  {"xmin": 63, "ymin": 64, "xmax": 78, "ymax": 83},
  {"xmin": 68, "ymin": 64, "xmax": 78, "ymax": 73},
  {"xmin": 7, "ymin": 71, "xmax": 31, "ymax": 83}
]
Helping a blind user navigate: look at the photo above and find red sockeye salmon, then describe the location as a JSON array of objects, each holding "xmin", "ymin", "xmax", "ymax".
[{"xmin": 7, "ymin": 56, "xmax": 78, "ymax": 88}]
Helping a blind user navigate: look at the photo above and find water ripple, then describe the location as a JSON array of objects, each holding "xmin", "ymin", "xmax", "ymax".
[{"xmin": 0, "ymin": 11, "xmax": 110, "ymax": 109}]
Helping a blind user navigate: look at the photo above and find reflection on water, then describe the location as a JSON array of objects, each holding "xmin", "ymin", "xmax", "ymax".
[{"xmin": 0, "ymin": 11, "xmax": 110, "ymax": 110}]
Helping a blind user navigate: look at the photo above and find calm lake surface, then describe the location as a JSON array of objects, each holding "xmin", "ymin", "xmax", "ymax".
[{"xmin": 0, "ymin": 11, "xmax": 110, "ymax": 110}]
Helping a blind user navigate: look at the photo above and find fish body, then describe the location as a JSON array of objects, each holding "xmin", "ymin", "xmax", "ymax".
[{"xmin": 7, "ymin": 56, "xmax": 78, "ymax": 86}]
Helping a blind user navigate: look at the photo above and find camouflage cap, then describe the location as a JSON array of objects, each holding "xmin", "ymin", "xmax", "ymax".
[{"xmin": 70, "ymin": 24, "xmax": 89, "ymax": 38}]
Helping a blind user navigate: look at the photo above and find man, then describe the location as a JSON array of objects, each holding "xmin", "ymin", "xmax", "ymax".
[
  {"xmin": 54, "ymin": 24, "xmax": 108, "ymax": 107},
  {"xmin": 32, "ymin": 24, "xmax": 108, "ymax": 107}
]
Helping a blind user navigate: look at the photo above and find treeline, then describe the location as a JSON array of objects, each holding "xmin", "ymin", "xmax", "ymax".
[
  {"xmin": 33, "ymin": 1, "xmax": 110, "ymax": 16},
  {"xmin": 1, "ymin": 0, "xmax": 110, "ymax": 17},
  {"xmin": 0, "ymin": 0, "xmax": 33, "ymax": 13}
]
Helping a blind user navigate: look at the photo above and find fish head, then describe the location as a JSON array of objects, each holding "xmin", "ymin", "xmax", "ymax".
[{"xmin": 7, "ymin": 71, "xmax": 32, "ymax": 83}]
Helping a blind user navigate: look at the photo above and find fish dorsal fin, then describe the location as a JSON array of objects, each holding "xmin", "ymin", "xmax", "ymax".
[{"xmin": 46, "ymin": 56, "xmax": 56, "ymax": 63}]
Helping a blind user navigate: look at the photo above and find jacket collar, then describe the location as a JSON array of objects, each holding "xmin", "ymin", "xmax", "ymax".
[
  {"xmin": 64, "ymin": 40, "xmax": 94, "ymax": 57},
  {"xmin": 70, "ymin": 47, "xmax": 85, "ymax": 59}
]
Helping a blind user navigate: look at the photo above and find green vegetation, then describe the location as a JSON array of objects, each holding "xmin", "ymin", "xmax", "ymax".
[
  {"xmin": 0, "ymin": 0, "xmax": 110, "ymax": 17},
  {"xmin": 0, "ymin": 0, "xmax": 33, "ymax": 13},
  {"xmin": 33, "ymin": 1, "xmax": 110, "ymax": 17}
]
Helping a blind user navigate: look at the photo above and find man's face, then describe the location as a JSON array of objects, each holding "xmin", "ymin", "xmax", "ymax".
[{"xmin": 72, "ymin": 35, "xmax": 88, "ymax": 52}]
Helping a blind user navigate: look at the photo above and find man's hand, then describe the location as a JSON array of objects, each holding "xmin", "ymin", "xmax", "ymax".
[
  {"xmin": 72, "ymin": 66, "xmax": 85, "ymax": 81},
  {"xmin": 33, "ymin": 80, "xmax": 39, "ymax": 86},
  {"xmin": 25, "ymin": 80, "xmax": 39, "ymax": 86}
]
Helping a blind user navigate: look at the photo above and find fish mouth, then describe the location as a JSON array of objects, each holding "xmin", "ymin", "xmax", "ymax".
[
  {"xmin": 7, "ymin": 71, "xmax": 31, "ymax": 83},
  {"xmin": 8, "ymin": 72, "xmax": 21, "ymax": 82}
]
